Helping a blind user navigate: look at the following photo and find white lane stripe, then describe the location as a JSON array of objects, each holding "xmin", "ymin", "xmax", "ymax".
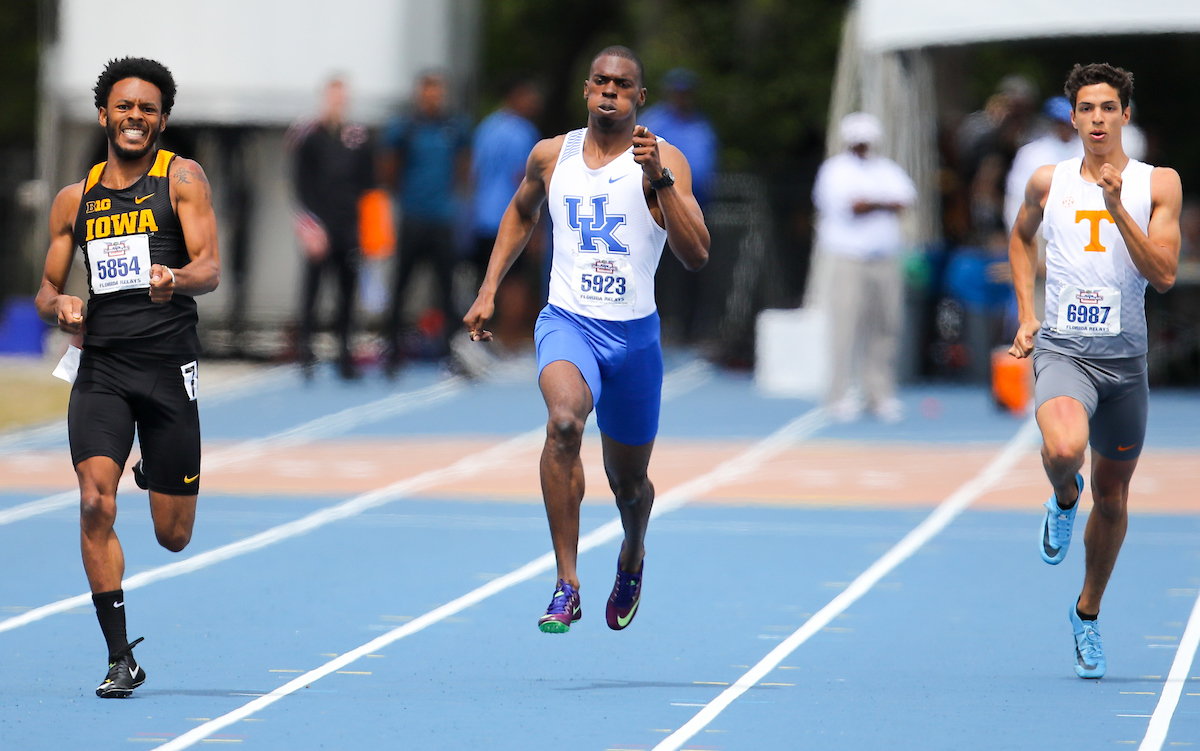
[
  {"xmin": 0, "ymin": 489, "xmax": 78, "ymax": 526},
  {"xmin": 1138, "ymin": 589, "xmax": 1200, "ymax": 751},
  {"xmin": 0, "ymin": 364, "xmax": 296, "ymax": 454},
  {"xmin": 0, "ymin": 429, "xmax": 542, "ymax": 635},
  {"xmin": 651, "ymin": 416, "xmax": 1040, "ymax": 751},
  {"xmin": 0, "ymin": 361, "xmax": 713, "ymax": 632},
  {"xmin": 0, "ymin": 377, "xmax": 465, "ymax": 527},
  {"xmin": 152, "ymin": 404, "xmax": 825, "ymax": 750}
]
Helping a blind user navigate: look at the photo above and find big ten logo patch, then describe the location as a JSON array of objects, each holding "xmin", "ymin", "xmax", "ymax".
[
  {"xmin": 1075, "ymin": 210, "xmax": 1114, "ymax": 252},
  {"xmin": 86, "ymin": 198, "xmax": 111, "ymax": 213},
  {"xmin": 564, "ymin": 195, "xmax": 628, "ymax": 254},
  {"xmin": 85, "ymin": 210, "xmax": 159, "ymax": 241}
]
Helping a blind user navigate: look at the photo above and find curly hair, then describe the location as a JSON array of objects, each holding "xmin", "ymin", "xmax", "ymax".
[
  {"xmin": 93, "ymin": 57, "xmax": 176, "ymax": 116},
  {"xmin": 1064, "ymin": 63, "xmax": 1133, "ymax": 109}
]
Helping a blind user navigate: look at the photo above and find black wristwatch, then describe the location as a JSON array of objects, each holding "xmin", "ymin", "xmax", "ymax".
[{"xmin": 649, "ymin": 168, "xmax": 675, "ymax": 191}]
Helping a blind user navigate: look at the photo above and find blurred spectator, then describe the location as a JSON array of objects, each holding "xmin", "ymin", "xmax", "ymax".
[
  {"xmin": 290, "ymin": 77, "xmax": 375, "ymax": 380},
  {"xmin": 470, "ymin": 77, "xmax": 542, "ymax": 347},
  {"xmin": 640, "ymin": 68, "xmax": 719, "ymax": 341},
  {"xmin": 1181, "ymin": 200, "xmax": 1200, "ymax": 264},
  {"xmin": 1124, "ymin": 101, "xmax": 1148, "ymax": 161},
  {"xmin": 812, "ymin": 112, "xmax": 916, "ymax": 423},
  {"xmin": 382, "ymin": 71, "xmax": 471, "ymax": 373},
  {"xmin": 639, "ymin": 68, "xmax": 718, "ymax": 206},
  {"xmin": 957, "ymin": 76, "xmax": 1036, "ymax": 239},
  {"xmin": 1003, "ymin": 97, "xmax": 1083, "ymax": 230}
]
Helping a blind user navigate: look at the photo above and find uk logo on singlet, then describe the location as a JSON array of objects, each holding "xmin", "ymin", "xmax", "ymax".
[{"xmin": 564, "ymin": 195, "xmax": 628, "ymax": 254}]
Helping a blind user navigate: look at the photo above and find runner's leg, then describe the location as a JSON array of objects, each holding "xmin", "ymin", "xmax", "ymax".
[
  {"xmin": 601, "ymin": 433, "xmax": 654, "ymax": 572},
  {"xmin": 148, "ymin": 493, "xmax": 198, "ymax": 552},
  {"xmin": 1036, "ymin": 395, "xmax": 1088, "ymax": 508},
  {"xmin": 539, "ymin": 360, "xmax": 593, "ymax": 589},
  {"xmin": 1078, "ymin": 453, "xmax": 1136, "ymax": 615},
  {"xmin": 77, "ymin": 457, "xmax": 126, "ymax": 592}
]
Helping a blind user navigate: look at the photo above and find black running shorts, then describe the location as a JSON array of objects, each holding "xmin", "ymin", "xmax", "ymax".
[{"xmin": 68, "ymin": 348, "xmax": 201, "ymax": 495}]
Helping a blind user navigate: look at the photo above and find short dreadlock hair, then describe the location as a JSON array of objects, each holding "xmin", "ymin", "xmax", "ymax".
[
  {"xmin": 93, "ymin": 57, "xmax": 176, "ymax": 116},
  {"xmin": 1064, "ymin": 63, "xmax": 1133, "ymax": 109}
]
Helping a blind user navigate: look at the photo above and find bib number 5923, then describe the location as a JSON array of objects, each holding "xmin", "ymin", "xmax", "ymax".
[{"xmin": 581, "ymin": 274, "xmax": 626, "ymax": 296}]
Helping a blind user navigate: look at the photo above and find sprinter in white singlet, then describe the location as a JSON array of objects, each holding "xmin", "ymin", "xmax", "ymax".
[
  {"xmin": 463, "ymin": 46, "xmax": 710, "ymax": 634},
  {"xmin": 1009, "ymin": 64, "xmax": 1181, "ymax": 679}
]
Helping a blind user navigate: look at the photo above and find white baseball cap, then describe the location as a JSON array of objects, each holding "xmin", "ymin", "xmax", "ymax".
[{"xmin": 840, "ymin": 112, "xmax": 882, "ymax": 147}]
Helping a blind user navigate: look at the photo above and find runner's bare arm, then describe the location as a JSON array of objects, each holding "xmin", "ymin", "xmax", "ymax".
[
  {"xmin": 1008, "ymin": 164, "xmax": 1053, "ymax": 358},
  {"xmin": 157, "ymin": 157, "xmax": 220, "ymax": 303},
  {"xmin": 463, "ymin": 136, "xmax": 563, "ymax": 340},
  {"xmin": 1100, "ymin": 163, "xmax": 1181, "ymax": 293},
  {"xmin": 634, "ymin": 128, "xmax": 709, "ymax": 271},
  {"xmin": 35, "ymin": 183, "xmax": 86, "ymax": 334}
]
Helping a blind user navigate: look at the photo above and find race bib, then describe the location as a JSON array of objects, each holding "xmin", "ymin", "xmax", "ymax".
[
  {"xmin": 180, "ymin": 360, "xmax": 198, "ymax": 401},
  {"xmin": 1056, "ymin": 285, "xmax": 1121, "ymax": 336},
  {"xmin": 87, "ymin": 234, "xmax": 151, "ymax": 295},
  {"xmin": 573, "ymin": 255, "xmax": 635, "ymax": 308}
]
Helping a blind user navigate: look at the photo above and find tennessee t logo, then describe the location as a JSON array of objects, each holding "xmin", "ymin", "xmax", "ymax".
[
  {"xmin": 1076, "ymin": 210, "xmax": 1114, "ymax": 252},
  {"xmin": 564, "ymin": 195, "xmax": 628, "ymax": 254}
]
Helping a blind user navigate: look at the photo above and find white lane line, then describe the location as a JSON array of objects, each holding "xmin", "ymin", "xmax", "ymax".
[
  {"xmin": 0, "ymin": 364, "xmax": 296, "ymax": 454},
  {"xmin": 1138, "ymin": 589, "xmax": 1200, "ymax": 751},
  {"xmin": 0, "ymin": 361, "xmax": 713, "ymax": 632},
  {"xmin": 0, "ymin": 429, "xmax": 542, "ymax": 635},
  {"xmin": 0, "ymin": 377, "xmax": 465, "ymax": 527},
  {"xmin": 651, "ymin": 416, "xmax": 1041, "ymax": 751},
  {"xmin": 153, "ymin": 403, "xmax": 824, "ymax": 750}
]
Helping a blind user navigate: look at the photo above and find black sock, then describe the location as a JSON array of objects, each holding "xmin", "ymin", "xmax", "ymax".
[
  {"xmin": 1076, "ymin": 603, "xmax": 1099, "ymax": 622},
  {"xmin": 92, "ymin": 589, "xmax": 128, "ymax": 662}
]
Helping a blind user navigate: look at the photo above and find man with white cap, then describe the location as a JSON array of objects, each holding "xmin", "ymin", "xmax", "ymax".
[{"xmin": 812, "ymin": 112, "xmax": 917, "ymax": 422}]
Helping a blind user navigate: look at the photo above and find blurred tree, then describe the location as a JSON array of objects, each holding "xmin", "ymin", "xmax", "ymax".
[
  {"xmin": 0, "ymin": 0, "xmax": 39, "ymax": 301},
  {"xmin": 0, "ymin": 0, "xmax": 38, "ymax": 150}
]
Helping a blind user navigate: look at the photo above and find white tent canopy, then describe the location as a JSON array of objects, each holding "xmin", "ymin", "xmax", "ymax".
[
  {"xmin": 859, "ymin": 0, "xmax": 1200, "ymax": 52},
  {"xmin": 51, "ymin": 0, "xmax": 474, "ymax": 125}
]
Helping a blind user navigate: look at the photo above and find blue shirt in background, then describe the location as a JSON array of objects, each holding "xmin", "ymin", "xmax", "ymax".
[
  {"xmin": 639, "ymin": 104, "xmax": 718, "ymax": 206},
  {"xmin": 385, "ymin": 113, "xmax": 472, "ymax": 222},
  {"xmin": 471, "ymin": 109, "xmax": 539, "ymax": 237}
]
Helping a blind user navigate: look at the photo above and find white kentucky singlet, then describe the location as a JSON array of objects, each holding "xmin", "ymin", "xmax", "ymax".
[
  {"xmin": 547, "ymin": 128, "xmax": 669, "ymax": 321},
  {"xmin": 1040, "ymin": 156, "xmax": 1154, "ymax": 358}
]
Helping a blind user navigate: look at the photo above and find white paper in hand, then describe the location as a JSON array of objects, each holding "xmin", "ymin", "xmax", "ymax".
[{"xmin": 52, "ymin": 344, "xmax": 81, "ymax": 384}]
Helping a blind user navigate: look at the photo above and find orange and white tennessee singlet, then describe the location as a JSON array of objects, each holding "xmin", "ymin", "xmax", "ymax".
[{"xmin": 1039, "ymin": 157, "xmax": 1154, "ymax": 358}]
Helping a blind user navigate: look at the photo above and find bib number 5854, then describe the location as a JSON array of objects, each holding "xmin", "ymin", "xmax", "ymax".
[{"xmin": 95, "ymin": 256, "xmax": 142, "ymax": 280}]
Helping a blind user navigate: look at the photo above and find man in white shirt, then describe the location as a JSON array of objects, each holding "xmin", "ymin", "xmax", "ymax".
[
  {"xmin": 1004, "ymin": 97, "xmax": 1084, "ymax": 231},
  {"xmin": 812, "ymin": 112, "xmax": 917, "ymax": 422}
]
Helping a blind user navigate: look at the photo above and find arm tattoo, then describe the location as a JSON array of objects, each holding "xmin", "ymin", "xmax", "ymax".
[{"xmin": 173, "ymin": 161, "xmax": 213, "ymax": 202}]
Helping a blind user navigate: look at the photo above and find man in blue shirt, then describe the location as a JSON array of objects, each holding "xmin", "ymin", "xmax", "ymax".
[
  {"xmin": 639, "ymin": 68, "xmax": 718, "ymax": 207},
  {"xmin": 382, "ymin": 72, "xmax": 471, "ymax": 372},
  {"xmin": 639, "ymin": 68, "xmax": 719, "ymax": 340},
  {"xmin": 470, "ymin": 78, "xmax": 543, "ymax": 345}
]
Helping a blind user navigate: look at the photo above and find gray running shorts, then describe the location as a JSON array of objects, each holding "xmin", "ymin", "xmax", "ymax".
[{"xmin": 1032, "ymin": 349, "xmax": 1148, "ymax": 460}]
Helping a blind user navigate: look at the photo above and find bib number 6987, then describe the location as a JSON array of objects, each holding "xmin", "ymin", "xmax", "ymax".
[
  {"xmin": 581, "ymin": 274, "xmax": 626, "ymax": 296},
  {"xmin": 1065, "ymin": 303, "xmax": 1110, "ymax": 325}
]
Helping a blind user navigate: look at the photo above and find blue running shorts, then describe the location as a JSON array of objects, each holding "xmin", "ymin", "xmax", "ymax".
[{"xmin": 534, "ymin": 304, "xmax": 663, "ymax": 446}]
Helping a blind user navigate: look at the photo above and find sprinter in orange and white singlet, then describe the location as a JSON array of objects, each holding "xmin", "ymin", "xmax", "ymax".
[{"xmin": 1008, "ymin": 64, "xmax": 1181, "ymax": 680}]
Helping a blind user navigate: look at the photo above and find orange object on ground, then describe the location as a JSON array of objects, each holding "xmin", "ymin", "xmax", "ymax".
[
  {"xmin": 358, "ymin": 189, "xmax": 395, "ymax": 258},
  {"xmin": 992, "ymin": 346, "xmax": 1033, "ymax": 414}
]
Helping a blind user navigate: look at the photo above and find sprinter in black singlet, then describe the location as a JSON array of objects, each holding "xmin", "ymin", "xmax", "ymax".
[{"xmin": 35, "ymin": 58, "xmax": 220, "ymax": 698}]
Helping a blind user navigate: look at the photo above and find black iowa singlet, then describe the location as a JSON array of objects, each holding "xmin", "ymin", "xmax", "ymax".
[{"xmin": 73, "ymin": 149, "xmax": 199, "ymax": 354}]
